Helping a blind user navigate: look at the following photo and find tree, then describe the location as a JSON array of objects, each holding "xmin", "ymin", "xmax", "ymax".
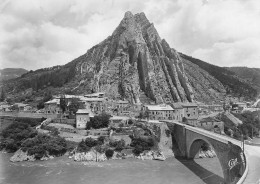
[
  {"xmin": 0, "ymin": 88, "xmax": 5, "ymax": 102},
  {"xmin": 105, "ymin": 149, "xmax": 114, "ymax": 159},
  {"xmin": 60, "ymin": 95, "xmax": 67, "ymax": 113},
  {"xmin": 86, "ymin": 113, "xmax": 111, "ymax": 129},
  {"xmin": 130, "ymin": 136, "xmax": 155, "ymax": 155},
  {"xmin": 43, "ymin": 91, "xmax": 52, "ymax": 102},
  {"xmin": 128, "ymin": 119, "xmax": 134, "ymax": 125},
  {"xmin": 137, "ymin": 111, "xmax": 149, "ymax": 120},
  {"xmin": 37, "ymin": 101, "xmax": 45, "ymax": 109},
  {"xmin": 97, "ymin": 136, "xmax": 106, "ymax": 144},
  {"xmin": 68, "ymin": 98, "xmax": 84, "ymax": 115},
  {"xmin": 85, "ymin": 137, "xmax": 99, "ymax": 147},
  {"xmin": 115, "ymin": 139, "xmax": 125, "ymax": 152},
  {"xmin": 77, "ymin": 140, "xmax": 91, "ymax": 152}
]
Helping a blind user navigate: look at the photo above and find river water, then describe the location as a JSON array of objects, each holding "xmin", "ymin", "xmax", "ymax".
[{"xmin": 0, "ymin": 153, "xmax": 224, "ymax": 184}]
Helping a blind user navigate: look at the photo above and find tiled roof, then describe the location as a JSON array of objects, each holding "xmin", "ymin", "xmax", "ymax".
[
  {"xmin": 181, "ymin": 103, "xmax": 198, "ymax": 107},
  {"xmin": 76, "ymin": 109, "xmax": 94, "ymax": 117},
  {"xmin": 144, "ymin": 104, "xmax": 173, "ymax": 111}
]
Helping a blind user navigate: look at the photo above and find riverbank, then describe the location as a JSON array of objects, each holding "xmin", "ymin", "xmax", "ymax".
[
  {"xmin": 0, "ymin": 152, "xmax": 224, "ymax": 184},
  {"xmin": 9, "ymin": 148, "xmax": 216, "ymax": 163}
]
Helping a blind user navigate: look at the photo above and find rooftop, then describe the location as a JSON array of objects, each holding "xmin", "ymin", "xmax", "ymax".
[
  {"xmin": 81, "ymin": 97, "xmax": 105, "ymax": 102},
  {"xmin": 110, "ymin": 116, "xmax": 130, "ymax": 120},
  {"xmin": 181, "ymin": 103, "xmax": 198, "ymax": 107},
  {"xmin": 45, "ymin": 99, "xmax": 60, "ymax": 105},
  {"xmin": 144, "ymin": 104, "xmax": 174, "ymax": 111},
  {"xmin": 14, "ymin": 103, "xmax": 29, "ymax": 107},
  {"xmin": 76, "ymin": 109, "xmax": 94, "ymax": 117}
]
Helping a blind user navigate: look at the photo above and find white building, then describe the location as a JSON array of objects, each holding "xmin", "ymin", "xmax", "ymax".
[
  {"xmin": 76, "ymin": 109, "xmax": 94, "ymax": 129},
  {"xmin": 143, "ymin": 104, "xmax": 174, "ymax": 120}
]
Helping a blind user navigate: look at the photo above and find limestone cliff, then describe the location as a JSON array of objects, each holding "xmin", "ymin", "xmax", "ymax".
[{"xmin": 74, "ymin": 12, "xmax": 194, "ymax": 103}]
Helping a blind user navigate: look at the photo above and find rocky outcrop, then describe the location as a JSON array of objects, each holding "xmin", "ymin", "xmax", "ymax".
[
  {"xmin": 156, "ymin": 122, "xmax": 174, "ymax": 158},
  {"xmin": 10, "ymin": 149, "xmax": 36, "ymax": 162},
  {"xmin": 74, "ymin": 151, "xmax": 107, "ymax": 162},
  {"xmin": 136, "ymin": 150, "xmax": 166, "ymax": 161},
  {"xmin": 74, "ymin": 11, "xmax": 194, "ymax": 103}
]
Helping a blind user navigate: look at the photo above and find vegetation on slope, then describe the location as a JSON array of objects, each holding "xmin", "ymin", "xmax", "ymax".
[
  {"xmin": 3, "ymin": 59, "xmax": 78, "ymax": 93},
  {"xmin": 226, "ymin": 67, "xmax": 260, "ymax": 94},
  {"xmin": 180, "ymin": 53, "xmax": 257, "ymax": 100},
  {"xmin": 0, "ymin": 118, "xmax": 71, "ymax": 159},
  {"xmin": 218, "ymin": 111, "xmax": 260, "ymax": 140},
  {"xmin": 234, "ymin": 111, "xmax": 260, "ymax": 139}
]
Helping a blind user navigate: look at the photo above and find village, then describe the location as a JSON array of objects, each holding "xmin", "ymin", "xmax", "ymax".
[{"xmin": 1, "ymin": 91, "xmax": 259, "ymax": 145}]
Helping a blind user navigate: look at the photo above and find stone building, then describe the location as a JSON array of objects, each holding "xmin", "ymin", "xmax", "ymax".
[
  {"xmin": 76, "ymin": 109, "xmax": 94, "ymax": 129},
  {"xmin": 44, "ymin": 99, "xmax": 61, "ymax": 114},
  {"xmin": 115, "ymin": 100, "xmax": 130, "ymax": 116},
  {"xmin": 181, "ymin": 103, "xmax": 198, "ymax": 122},
  {"xmin": 171, "ymin": 103, "xmax": 184, "ymax": 122},
  {"xmin": 190, "ymin": 117, "xmax": 224, "ymax": 134},
  {"xmin": 143, "ymin": 104, "xmax": 174, "ymax": 120}
]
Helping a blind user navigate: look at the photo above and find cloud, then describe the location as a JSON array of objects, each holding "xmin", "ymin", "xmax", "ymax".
[
  {"xmin": 0, "ymin": 0, "xmax": 260, "ymax": 70},
  {"xmin": 155, "ymin": 0, "xmax": 260, "ymax": 67}
]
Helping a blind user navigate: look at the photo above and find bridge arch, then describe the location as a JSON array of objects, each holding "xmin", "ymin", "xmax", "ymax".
[
  {"xmin": 186, "ymin": 131, "xmax": 244, "ymax": 183},
  {"xmin": 187, "ymin": 138, "xmax": 212, "ymax": 159},
  {"xmin": 187, "ymin": 136, "xmax": 230, "ymax": 183}
]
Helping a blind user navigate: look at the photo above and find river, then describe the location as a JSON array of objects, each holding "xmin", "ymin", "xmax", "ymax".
[{"xmin": 0, "ymin": 153, "xmax": 224, "ymax": 184}]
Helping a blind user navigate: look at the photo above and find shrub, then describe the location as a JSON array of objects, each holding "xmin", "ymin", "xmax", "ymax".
[
  {"xmin": 0, "ymin": 122, "xmax": 37, "ymax": 152},
  {"xmin": 105, "ymin": 149, "xmax": 114, "ymax": 159},
  {"xmin": 132, "ymin": 145, "xmax": 143, "ymax": 155},
  {"xmin": 130, "ymin": 136, "xmax": 155, "ymax": 155},
  {"xmin": 77, "ymin": 140, "xmax": 91, "ymax": 152},
  {"xmin": 109, "ymin": 139, "xmax": 125, "ymax": 152},
  {"xmin": 86, "ymin": 113, "xmax": 111, "ymax": 129},
  {"xmin": 77, "ymin": 137, "xmax": 102, "ymax": 153},
  {"xmin": 97, "ymin": 136, "xmax": 106, "ymax": 144},
  {"xmin": 21, "ymin": 134, "xmax": 67, "ymax": 157},
  {"xmin": 85, "ymin": 137, "xmax": 99, "ymax": 147},
  {"xmin": 128, "ymin": 119, "xmax": 134, "ymax": 125}
]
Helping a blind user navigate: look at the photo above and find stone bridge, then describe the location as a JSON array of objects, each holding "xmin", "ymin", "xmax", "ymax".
[{"xmin": 162, "ymin": 120, "xmax": 247, "ymax": 184}]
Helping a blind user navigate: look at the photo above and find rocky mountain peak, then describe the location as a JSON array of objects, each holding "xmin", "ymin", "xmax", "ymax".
[{"xmin": 74, "ymin": 11, "xmax": 195, "ymax": 104}]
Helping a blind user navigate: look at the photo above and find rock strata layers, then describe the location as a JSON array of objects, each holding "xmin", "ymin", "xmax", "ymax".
[{"xmin": 75, "ymin": 11, "xmax": 194, "ymax": 103}]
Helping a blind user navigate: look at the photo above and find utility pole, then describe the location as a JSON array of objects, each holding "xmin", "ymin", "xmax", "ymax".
[
  {"xmin": 252, "ymin": 126, "xmax": 254, "ymax": 139},
  {"xmin": 242, "ymin": 134, "xmax": 244, "ymax": 153}
]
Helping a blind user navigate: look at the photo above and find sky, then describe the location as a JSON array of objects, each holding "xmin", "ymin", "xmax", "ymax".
[{"xmin": 0, "ymin": 0, "xmax": 260, "ymax": 70}]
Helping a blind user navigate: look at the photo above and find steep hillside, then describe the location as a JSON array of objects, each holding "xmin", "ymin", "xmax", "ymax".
[
  {"xmin": 226, "ymin": 67, "xmax": 260, "ymax": 94},
  {"xmin": 0, "ymin": 68, "xmax": 28, "ymax": 81},
  {"xmin": 180, "ymin": 54, "xmax": 257, "ymax": 100},
  {"xmin": 182, "ymin": 58, "xmax": 226, "ymax": 103}
]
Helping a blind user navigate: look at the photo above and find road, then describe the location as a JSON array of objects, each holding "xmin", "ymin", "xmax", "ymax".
[{"xmin": 244, "ymin": 144, "xmax": 260, "ymax": 184}]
